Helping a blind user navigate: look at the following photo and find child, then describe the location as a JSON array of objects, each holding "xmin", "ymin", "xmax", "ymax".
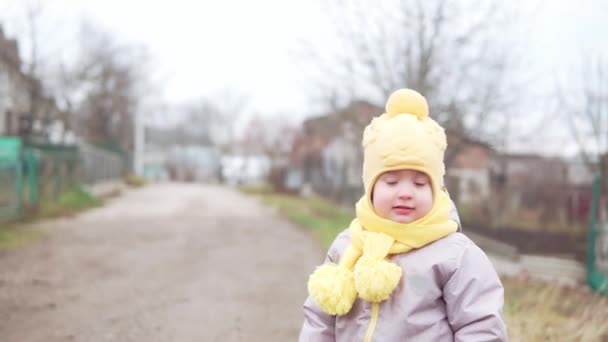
[{"xmin": 299, "ymin": 89, "xmax": 507, "ymax": 341}]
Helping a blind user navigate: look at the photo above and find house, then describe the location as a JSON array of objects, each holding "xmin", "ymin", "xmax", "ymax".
[
  {"xmin": 142, "ymin": 126, "xmax": 174, "ymax": 181},
  {"xmin": 502, "ymin": 154, "xmax": 569, "ymax": 209},
  {"xmin": 286, "ymin": 128, "xmax": 326, "ymax": 192},
  {"xmin": 221, "ymin": 154, "xmax": 271, "ymax": 186},
  {"xmin": 0, "ymin": 25, "xmax": 31, "ymax": 135},
  {"xmin": 0, "ymin": 25, "xmax": 70, "ymax": 143},
  {"xmin": 287, "ymin": 101, "xmax": 381, "ymax": 203},
  {"xmin": 564, "ymin": 156, "xmax": 598, "ymax": 224},
  {"xmin": 166, "ymin": 145, "xmax": 221, "ymax": 182},
  {"xmin": 496, "ymin": 153, "xmax": 586, "ymax": 226},
  {"xmin": 502, "ymin": 153, "xmax": 569, "ymax": 187},
  {"xmin": 144, "ymin": 126, "xmax": 225, "ymax": 183},
  {"xmin": 142, "ymin": 149, "xmax": 169, "ymax": 181},
  {"xmin": 445, "ymin": 132, "xmax": 497, "ymax": 207}
]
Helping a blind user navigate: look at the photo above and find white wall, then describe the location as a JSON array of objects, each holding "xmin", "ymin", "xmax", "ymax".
[
  {"xmin": 322, "ymin": 135, "xmax": 361, "ymax": 188},
  {"xmin": 447, "ymin": 168, "xmax": 491, "ymax": 205},
  {"xmin": 0, "ymin": 64, "xmax": 8, "ymax": 134}
]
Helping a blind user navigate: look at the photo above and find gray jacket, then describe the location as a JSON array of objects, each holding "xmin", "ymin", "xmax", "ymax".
[{"xmin": 299, "ymin": 230, "xmax": 508, "ymax": 341}]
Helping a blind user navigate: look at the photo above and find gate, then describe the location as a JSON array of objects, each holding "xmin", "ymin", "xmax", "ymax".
[
  {"xmin": 0, "ymin": 137, "xmax": 23, "ymax": 221},
  {"xmin": 588, "ymin": 174, "xmax": 608, "ymax": 294}
]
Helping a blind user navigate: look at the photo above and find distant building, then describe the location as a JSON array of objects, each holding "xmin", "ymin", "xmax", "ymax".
[
  {"xmin": 0, "ymin": 25, "xmax": 30, "ymax": 135},
  {"xmin": 165, "ymin": 145, "xmax": 221, "ymax": 182},
  {"xmin": 445, "ymin": 133, "xmax": 497, "ymax": 206},
  {"xmin": 287, "ymin": 101, "xmax": 380, "ymax": 203},
  {"xmin": 221, "ymin": 154, "xmax": 271, "ymax": 186},
  {"xmin": 0, "ymin": 25, "xmax": 71, "ymax": 143}
]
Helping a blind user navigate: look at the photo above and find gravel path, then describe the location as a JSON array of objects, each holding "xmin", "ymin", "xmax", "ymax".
[{"xmin": 0, "ymin": 183, "xmax": 323, "ymax": 342}]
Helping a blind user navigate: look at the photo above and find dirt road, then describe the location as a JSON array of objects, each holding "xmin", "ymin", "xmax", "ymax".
[{"xmin": 0, "ymin": 183, "xmax": 324, "ymax": 341}]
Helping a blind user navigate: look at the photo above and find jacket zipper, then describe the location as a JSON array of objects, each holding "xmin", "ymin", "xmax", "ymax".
[{"xmin": 363, "ymin": 302, "xmax": 380, "ymax": 342}]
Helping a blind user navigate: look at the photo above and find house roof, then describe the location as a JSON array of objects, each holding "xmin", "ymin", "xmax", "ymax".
[
  {"xmin": 445, "ymin": 128, "xmax": 494, "ymax": 151},
  {"xmin": 302, "ymin": 100, "xmax": 382, "ymax": 141},
  {"xmin": 501, "ymin": 153, "xmax": 569, "ymax": 185}
]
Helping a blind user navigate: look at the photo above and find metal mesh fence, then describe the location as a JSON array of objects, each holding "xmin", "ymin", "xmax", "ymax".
[
  {"xmin": 78, "ymin": 142, "xmax": 125, "ymax": 185},
  {"xmin": 0, "ymin": 138, "xmax": 127, "ymax": 222},
  {"xmin": 0, "ymin": 162, "xmax": 20, "ymax": 219}
]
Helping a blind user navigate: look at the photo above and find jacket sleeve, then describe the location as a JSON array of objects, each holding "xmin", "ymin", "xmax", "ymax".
[
  {"xmin": 299, "ymin": 295, "xmax": 336, "ymax": 341},
  {"xmin": 444, "ymin": 242, "xmax": 508, "ymax": 341},
  {"xmin": 298, "ymin": 238, "xmax": 343, "ymax": 342}
]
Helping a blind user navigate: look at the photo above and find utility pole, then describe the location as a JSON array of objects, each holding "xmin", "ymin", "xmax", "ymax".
[{"xmin": 134, "ymin": 110, "xmax": 145, "ymax": 176}]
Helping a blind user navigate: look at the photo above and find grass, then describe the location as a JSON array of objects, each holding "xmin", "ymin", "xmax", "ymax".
[
  {"xmin": 0, "ymin": 225, "xmax": 43, "ymax": 251},
  {"xmin": 125, "ymin": 173, "xmax": 147, "ymax": 188},
  {"xmin": 258, "ymin": 193, "xmax": 351, "ymax": 248},
  {"xmin": 243, "ymin": 186, "xmax": 608, "ymax": 341},
  {"xmin": 0, "ymin": 186, "xmax": 102, "ymax": 250},
  {"xmin": 37, "ymin": 187, "xmax": 102, "ymax": 218},
  {"xmin": 238, "ymin": 183, "xmax": 275, "ymax": 195},
  {"xmin": 504, "ymin": 276, "xmax": 608, "ymax": 341}
]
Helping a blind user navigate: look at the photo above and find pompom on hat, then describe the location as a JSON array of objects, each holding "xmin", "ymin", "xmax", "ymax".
[{"xmin": 385, "ymin": 88, "xmax": 429, "ymax": 119}]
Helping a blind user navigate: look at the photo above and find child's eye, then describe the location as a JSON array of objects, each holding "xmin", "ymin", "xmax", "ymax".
[
  {"xmin": 385, "ymin": 179, "xmax": 398, "ymax": 185},
  {"xmin": 414, "ymin": 181, "xmax": 427, "ymax": 187}
]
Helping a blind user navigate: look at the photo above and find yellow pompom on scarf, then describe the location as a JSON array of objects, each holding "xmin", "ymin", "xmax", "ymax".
[{"xmin": 307, "ymin": 89, "xmax": 458, "ymax": 315}]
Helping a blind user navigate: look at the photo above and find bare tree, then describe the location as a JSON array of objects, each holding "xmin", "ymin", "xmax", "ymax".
[
  {"xmin": 176, "ymin": 89, "xmax": 248, "ymax": 151},
  {"xmin": 21, "ymin": 0, "xmax": 44, "ymax": 126},
  {"xmin": 0, "ymin": 0, "xmax": 47, "ymax": 138},
  {"xmin": 73, "ymin": 24, "xmax": 152, "ymax": 153},
  {"xmin": 239, "ymin": 114, "xmax": 296, "ymax": 165},
  {"xmin": 1, "ymin": 0, "xmax": 78, "ymax": 141},
  {"xmin": 294, "ymin": 0, "xmax": 527, "ymax": 166},
  {"xmin": 238, "ymin": 114, "xmax": 297, "ymax": 191},
  {"xmin": 179, "ymin": 100, "xmax": 223, "ymax": 146},
  {"xmin": 560, "ymin": 54, "xmax": 608, "ymax": 175}
]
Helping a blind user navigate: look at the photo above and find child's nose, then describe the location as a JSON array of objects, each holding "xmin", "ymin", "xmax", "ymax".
[{"xmin": 397, "ymin": 184, "xmax": 414, "ymax": 199}]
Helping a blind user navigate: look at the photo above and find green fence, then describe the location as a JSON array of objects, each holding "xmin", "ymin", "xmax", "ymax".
[
  {"xmin": 79, "ymin": 143, "xmax": 127, "ymax": 185},
  {"xmin": 0, "ymin": 137, "xmax": 126, "ymax": 222},
  {"xmin": 0, "ymin": 137, "xmax": 23, "ymax": 220},
  {"xmin": 588, "ymin": 174, "xmax": 608, "ymax": 295},
  {"xmin": 27, "ymin": 142, "xmax": 81, "ymax": 204}
]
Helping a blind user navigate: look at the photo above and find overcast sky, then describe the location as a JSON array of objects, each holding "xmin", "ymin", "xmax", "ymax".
[
  {"xmin": 1, "ymin": 0, "xmax": 607, "ymax": 156},
  {"xmin": 0, "ymin": 0, "xmax": 326, "ymax": 116}
]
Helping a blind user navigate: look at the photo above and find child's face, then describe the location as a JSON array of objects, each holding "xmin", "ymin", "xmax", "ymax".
[{"xmin": 371, "ymin": 169, "xmax": 433, "ymax": 223}]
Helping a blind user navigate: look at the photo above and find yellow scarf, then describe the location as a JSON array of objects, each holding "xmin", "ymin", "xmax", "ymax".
[{"xmin": 307, "ymin": 191, "xmax": 457, "ymax": 315}]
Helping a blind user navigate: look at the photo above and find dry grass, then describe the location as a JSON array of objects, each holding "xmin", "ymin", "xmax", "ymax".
[
  {"xmin": 0, "ymin": 226, "xmax": 43, "ymax": 250},
  {"xmin": 259, "ymin": 193, "xmax": 352, "ymax": 248},
  {"xmin": 125, "ymin": 173, "xmax": 147, "ymax": 188},
  {"xmin": 504, "ymin": 275, "xmax": 608, "ymax": 341},
  {"xmin": 1, "ymin": 187, "xmax": 101, "ymax": 251}
]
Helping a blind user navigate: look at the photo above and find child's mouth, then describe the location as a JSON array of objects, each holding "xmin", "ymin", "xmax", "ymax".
[{"xmin": 392, "ymin": 205, "xmax": 414, "ymax": 215}]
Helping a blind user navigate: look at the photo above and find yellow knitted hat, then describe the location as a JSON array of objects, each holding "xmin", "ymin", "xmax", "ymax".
[{"xmin": 362, "ymin": 88, "xmax": 447, "ymax": 199}]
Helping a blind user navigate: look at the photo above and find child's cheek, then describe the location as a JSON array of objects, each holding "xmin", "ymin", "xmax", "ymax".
[
  {"xmin": 371, "ymin": 183, "xmax": 379, "ymax": 208},
  {"xmin": 371, "ymin": 183, "xmax": 386, "ymax": 212}
]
